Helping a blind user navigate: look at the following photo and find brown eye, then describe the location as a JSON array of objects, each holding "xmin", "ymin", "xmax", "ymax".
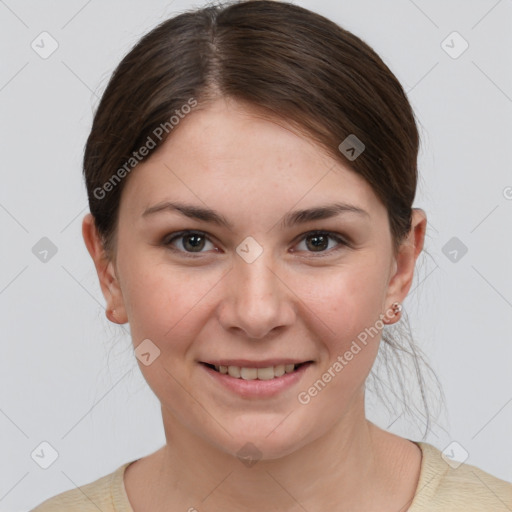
[
  {"xmin": 163, "ymin": 231, "xmax": 215, "ymax": 255},
  {"xmin": 182, "ymin": 233, "xmax": 206, "ymax": 252},
  {"xmin": 305, "ymin": 233, "xmax": 329, "ymax": 251},
  {"xmin": 294, "ymin": 231, "xmax": 348, "ymax": 256}
]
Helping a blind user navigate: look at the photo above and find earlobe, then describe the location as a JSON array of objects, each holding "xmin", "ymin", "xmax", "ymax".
[{"xmin": 82, "ymin": 213, "xmax": 128, "ymax": 324}]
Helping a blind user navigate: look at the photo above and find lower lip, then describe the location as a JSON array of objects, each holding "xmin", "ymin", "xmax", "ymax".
[{"xmin": 200, "ymin": 363, "xmax": 312, "ymax": 398}]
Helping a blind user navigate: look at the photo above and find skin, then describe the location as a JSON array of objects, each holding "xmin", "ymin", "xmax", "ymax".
[{"xmin": 83, "ymin": 96, "xmax": 427, "ymax": 511}]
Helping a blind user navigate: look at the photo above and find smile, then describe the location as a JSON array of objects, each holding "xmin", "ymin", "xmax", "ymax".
[
  {"xmin": 203, "ymin": 362, "xmax": 310, "ymax": 380},
  {"xmin": 199, "ymin": 360, "xmax": 313, "ymax": 398}
]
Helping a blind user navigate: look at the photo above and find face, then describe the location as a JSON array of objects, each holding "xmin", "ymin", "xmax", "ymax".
[{"xmin": 84, "ymin": 96, "xmax": 425, "ymax": 461}]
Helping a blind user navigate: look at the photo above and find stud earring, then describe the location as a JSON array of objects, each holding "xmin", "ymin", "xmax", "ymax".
[{"xmin": 391, "ymin": 302, "xmax": 402, "ymax": 316}]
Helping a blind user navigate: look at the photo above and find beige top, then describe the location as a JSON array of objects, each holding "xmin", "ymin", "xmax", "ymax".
[{"xmin": 30, "ymin": 441, "xmax": 512, "ymax": 511}]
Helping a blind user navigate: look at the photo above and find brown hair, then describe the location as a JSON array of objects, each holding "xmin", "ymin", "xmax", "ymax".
[{"xmin": 83, "ymin": 0, "xmax": 443, "ymax": 437}]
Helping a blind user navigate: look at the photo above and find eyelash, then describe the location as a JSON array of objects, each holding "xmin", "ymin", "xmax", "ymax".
[{"xmin": 162, "ymin": 230, "xmax": 350, "ymax": 259}]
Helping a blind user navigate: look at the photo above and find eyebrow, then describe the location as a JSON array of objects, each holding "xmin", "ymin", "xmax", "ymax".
[{"xmin": 142, "ymin": 200, "xmax": 369, "ymax": 229}]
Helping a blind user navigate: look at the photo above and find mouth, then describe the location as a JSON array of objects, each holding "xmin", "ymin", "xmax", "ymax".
[{"xmin": 200, "ymin": 361, "xmax": 313, "ymax": 381}]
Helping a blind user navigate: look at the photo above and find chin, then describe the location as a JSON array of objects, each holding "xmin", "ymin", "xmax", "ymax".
[{"xmin": 209, "ymin": 411, "xmax": 319, "ymax": 463}]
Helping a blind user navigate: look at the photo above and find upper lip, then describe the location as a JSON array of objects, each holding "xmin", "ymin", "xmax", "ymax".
[{"xmin": 201, "ymin": 359, "xmax": 313, "ymax": 368}]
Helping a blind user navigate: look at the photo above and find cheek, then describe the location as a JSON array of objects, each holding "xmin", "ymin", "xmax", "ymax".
[
  {"xmin": 297, "ymin": 261, "xmax": 387, "ymax": 347},
  {"xmin": 119, "ymin": 255, "xmax": 216, "ymax": 348},
  {"xmin": 118, "ymin": 258, "xmax": 218, "ymax": 403},
  {"xmin": 296, "ymin": 267, "xmax": 384, "ymax": 409},
  {"xmin": 296, "ymin": 268, "xmax": 387, "ymax": 410}
]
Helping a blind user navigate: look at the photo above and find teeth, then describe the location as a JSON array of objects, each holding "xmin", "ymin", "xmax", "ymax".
[
  {"xmin": 274, "ymin": 364, "xmax": 285, "ymax": 377},
  {"xmin": 256, "ymin": 367, "xmax": 274, "ymax": 380},
  {"xmin": 212, "ymin": 363, "xmax": 304, "ymax": 380},
  {"xmin": 241, "ymin": 367, "xmax": 258, "ymax": 380},
  {"xmin": 227, "ymin": 366, "xmax": 241, "ymax": 378}
]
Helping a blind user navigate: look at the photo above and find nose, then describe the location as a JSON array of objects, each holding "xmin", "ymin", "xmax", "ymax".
[{"xmin": 217, "ymin": 252, "xmax": 296, "ymax": 340}]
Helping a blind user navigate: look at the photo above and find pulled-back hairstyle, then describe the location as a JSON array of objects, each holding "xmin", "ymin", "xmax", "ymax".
[{"xmin": 83, "ymin": 0, "xmax": 443, "ymax": 437}]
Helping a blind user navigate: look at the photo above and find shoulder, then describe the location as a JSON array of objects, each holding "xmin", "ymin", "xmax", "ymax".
[
  {"xmin": 409, "ymin": 441, "xmax": 512, "ymax": 511},
  {"xmin": 29, "ymin": 460, "xmax": 135, "ymax": 512}
]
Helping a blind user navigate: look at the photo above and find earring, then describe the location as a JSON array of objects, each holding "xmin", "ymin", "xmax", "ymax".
[{"xmin": 391, "ymin": 302, "xmax": 402, "ymax": 316}]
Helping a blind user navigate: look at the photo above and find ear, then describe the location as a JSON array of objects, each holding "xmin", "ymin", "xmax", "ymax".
[
  {"xmin": 383, "ymin": 208, "xmax": 427, "ymax": 324},
  {"xmin": 82, "ymin": 213, "xmax": 128, "ymax": 324}
]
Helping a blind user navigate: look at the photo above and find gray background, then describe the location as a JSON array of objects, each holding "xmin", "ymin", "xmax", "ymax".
[{"xmin": 1, "ymin": 0, "xmax": 511, "ymax": 510}]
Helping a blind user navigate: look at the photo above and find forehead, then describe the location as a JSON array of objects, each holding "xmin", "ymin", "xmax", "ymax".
[{"xmin": 119, "ymin": 97, "xmax": 384, "ymax": 221}]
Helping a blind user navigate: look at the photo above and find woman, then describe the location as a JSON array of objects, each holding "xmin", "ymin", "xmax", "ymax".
[{"xmin": 32, "ymin": 1, "xmax": 512, "ymax": 510}]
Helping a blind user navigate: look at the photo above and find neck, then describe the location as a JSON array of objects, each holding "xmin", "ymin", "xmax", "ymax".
[{"xmin": 149, "ymin": 395, "xmax": 395, "ymax": 511}]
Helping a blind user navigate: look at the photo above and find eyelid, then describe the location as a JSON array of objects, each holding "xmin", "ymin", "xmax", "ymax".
[{"xmin": 162, "ymin": 229, "xmax": 350, "ymax": 257}]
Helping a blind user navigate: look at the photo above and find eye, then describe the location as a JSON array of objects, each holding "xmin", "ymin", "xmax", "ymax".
[
  {"xmin": 162, "ymin": 229, "xmax": 349, "ymax": 258},
  {"xmin": 293, "ymin": 230, "xmax": 349, "ymax": 256},
  {"xmin": 163, "ymin": 230, "xmax": 216, "ymax": 257}
]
